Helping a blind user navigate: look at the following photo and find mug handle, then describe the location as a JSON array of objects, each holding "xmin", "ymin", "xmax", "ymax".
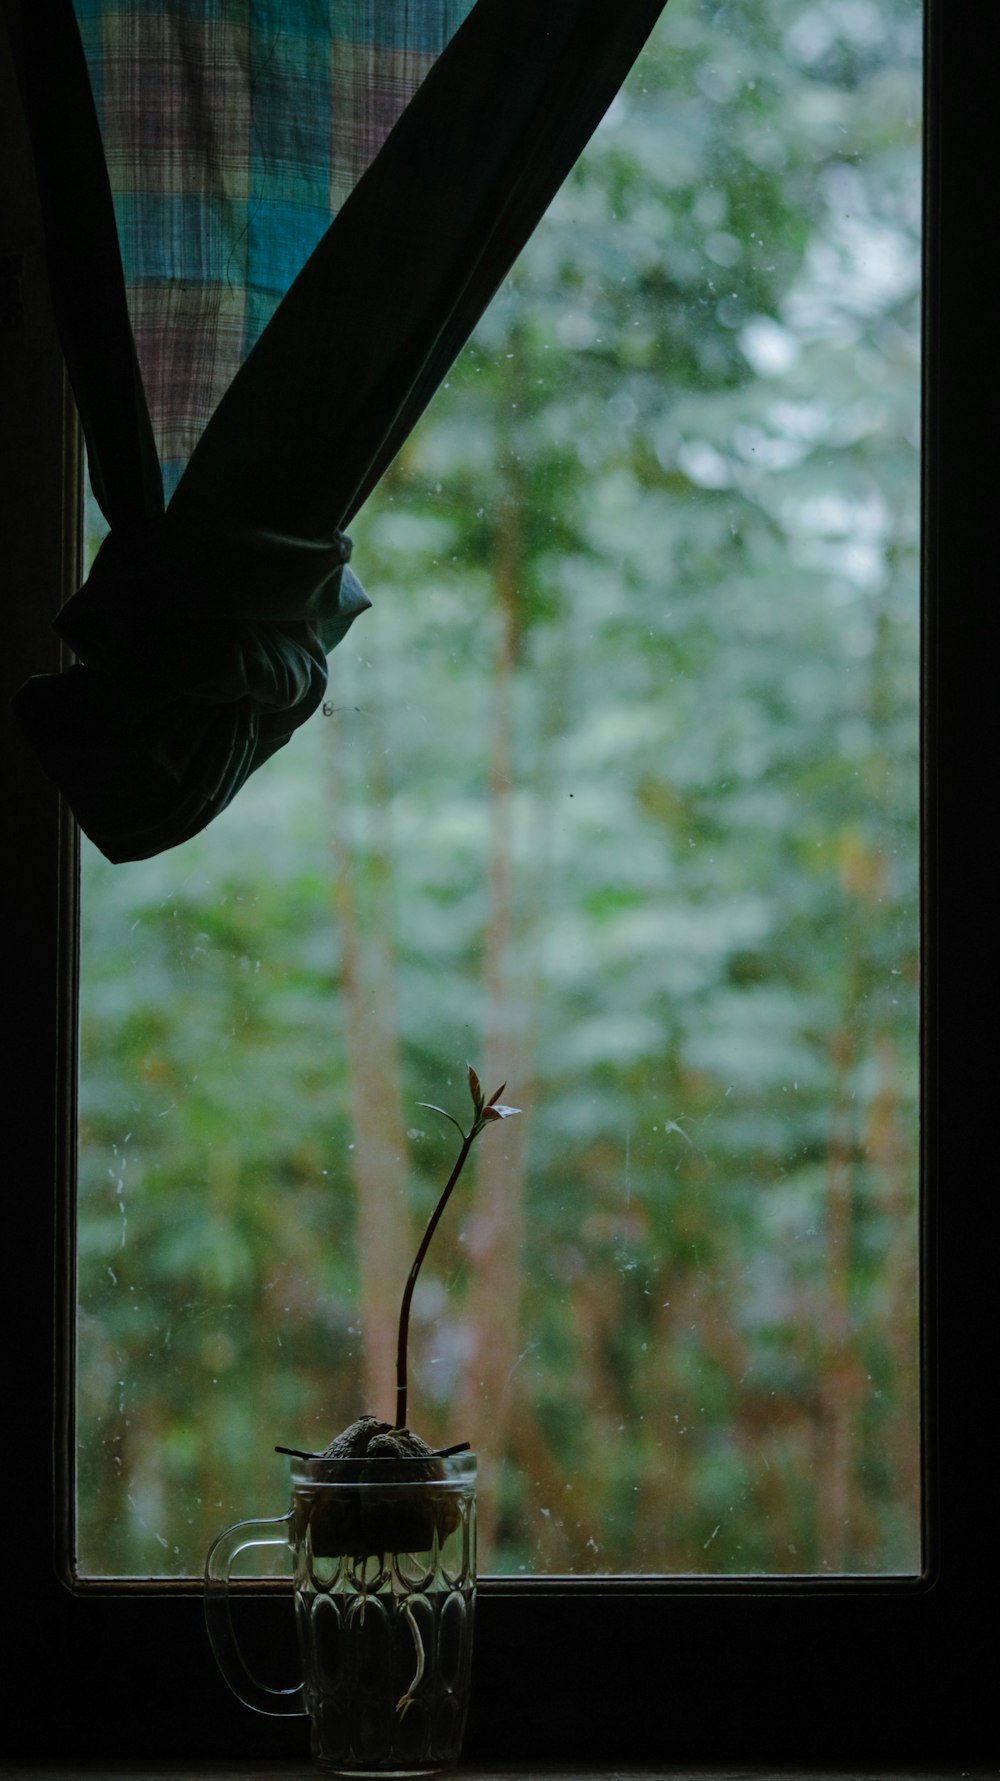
[{"xmin": 204, "ymin": 1512, "xmax": 305, "ymax": 1716}]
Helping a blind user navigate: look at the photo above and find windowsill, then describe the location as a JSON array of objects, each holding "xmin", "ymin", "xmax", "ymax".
[{"xmin": 1, "ymin": 1765, "xmax": 992, "ymax": 1779}]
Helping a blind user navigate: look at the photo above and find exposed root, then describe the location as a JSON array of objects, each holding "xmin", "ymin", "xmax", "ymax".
[{"xmin": 395, "ymin": 1598, "xmax": 425, "ymax": 1717}]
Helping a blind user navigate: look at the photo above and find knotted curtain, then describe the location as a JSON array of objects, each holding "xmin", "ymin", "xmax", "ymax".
[{"xmin": 14, "ymin": 0, "xmax": 668, "ymax": 860}]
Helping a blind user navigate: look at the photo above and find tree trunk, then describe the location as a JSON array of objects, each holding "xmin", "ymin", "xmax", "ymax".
[
  {"xmin": 457, "ymin": 357, "xmax": 534, "ymax": 1556},
  {"xmin": 327, "ymin": 698, "xmax": 413, "ymax": 1426},
  {"xmin": 866, "ymin": 1034, "xmax": 920, "ymax": 1562},
  {"xmin": 816, "ymin": 1023, "xmax": 862, "ymax": 1570}
]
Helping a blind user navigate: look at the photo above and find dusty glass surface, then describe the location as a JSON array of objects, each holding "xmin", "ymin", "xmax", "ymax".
[{"xmin": 77, "ymin": 0, "xmax": 922, "ymax": 1577}]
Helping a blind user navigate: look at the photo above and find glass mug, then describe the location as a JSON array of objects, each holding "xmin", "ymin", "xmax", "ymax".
[{"xmin": 205, "ymin": 1451, "xmax": 477, "ymax": 1773}]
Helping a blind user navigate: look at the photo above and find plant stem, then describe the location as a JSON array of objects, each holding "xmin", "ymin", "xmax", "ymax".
[{"xmin": 394, "ymin": 1123, "xmax": 478, "ymax": 1430}]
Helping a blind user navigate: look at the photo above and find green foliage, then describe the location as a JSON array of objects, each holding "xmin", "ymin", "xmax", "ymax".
[{"xmin": 77, "ymin": 0, "xmax": 921, "ymax": 1578}]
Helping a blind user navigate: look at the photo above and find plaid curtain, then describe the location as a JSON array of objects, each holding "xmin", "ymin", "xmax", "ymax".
[
  {"xmin": 74, "ymin": 1, "xmax": 474, "ymax": 496},
  {"xmin": 15, "ymin": 0, "xmax": 668, "ymax": 861}
]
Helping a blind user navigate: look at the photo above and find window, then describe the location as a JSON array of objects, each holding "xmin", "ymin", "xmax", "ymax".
[
  {"xmin": 77, "ymin": 0, "xmax": 922, "ymax": 1586},
  {"xmin": 2, "ymin": 0, "xmax": 994, "ymax": 1763}
]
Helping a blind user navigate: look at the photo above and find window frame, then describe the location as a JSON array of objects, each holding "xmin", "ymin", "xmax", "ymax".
[{"xmin": 2, "ymin": 0, "xmax": 992, "ymax": 1761}]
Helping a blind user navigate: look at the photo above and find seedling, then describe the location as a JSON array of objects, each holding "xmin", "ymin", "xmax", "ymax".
[
  {"xmin": 277, "ymin": 1064, "xmax": 519, "ymax": 1465},
  {"xmin": 274, "ymin": 1066, "xmax": 519, "ymax": 1723}
]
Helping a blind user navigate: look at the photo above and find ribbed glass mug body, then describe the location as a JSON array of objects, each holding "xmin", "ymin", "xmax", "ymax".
[{"xmin": 290, "ymin": 1453, "xmax": 476, "ymax": 1773}]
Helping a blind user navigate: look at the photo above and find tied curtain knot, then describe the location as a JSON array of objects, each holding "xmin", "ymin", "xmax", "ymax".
[{"xmin": 16, "ymin": 519, "xmax": 369, "ymax": 862}]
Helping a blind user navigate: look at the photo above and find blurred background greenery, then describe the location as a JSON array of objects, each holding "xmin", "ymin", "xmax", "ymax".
[{"xmin": 77, "ymin": 0, "xmax": 921, "ymax": 1577}]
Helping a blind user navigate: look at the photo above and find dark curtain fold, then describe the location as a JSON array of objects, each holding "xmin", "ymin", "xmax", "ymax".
[
  {"xmin": 13, "ymin": 0, "xmax": 163, "ymax": 529},
  {"xmin": 14, "ymin": 0, "xmax": 667, "ymax": 862}
]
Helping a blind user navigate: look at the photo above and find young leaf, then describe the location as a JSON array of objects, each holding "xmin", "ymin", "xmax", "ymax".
[
  {"xmin": 480, "ymin": 1102, "xmax": 521, "ymax": 1122},
  {"xmin": 467, "ymin": 1063, "xmax": 483, "ymax": 1113},
  {"xmin": 416, "ymin": 1100, "xmax": 467, "ymax": 1138}
]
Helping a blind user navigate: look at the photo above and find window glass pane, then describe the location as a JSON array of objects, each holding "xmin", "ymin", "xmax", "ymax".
[{"xmin": 77, "ymin": 0, "xmax": 922, "ymax": 1578}]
